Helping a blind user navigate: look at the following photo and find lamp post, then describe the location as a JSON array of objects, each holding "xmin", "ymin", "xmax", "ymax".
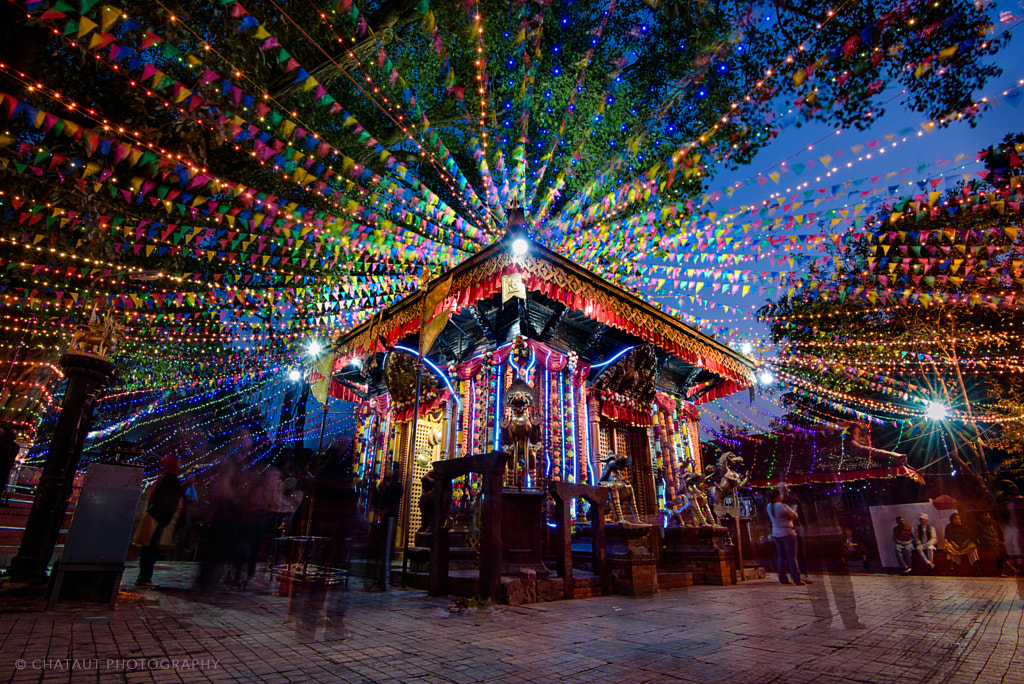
[
  {"xmin": 7, "ymin": 270, "xmax": 159, "ymax": 584},
  {"xmin": 302, "ymin": 340, "xmax": 332, "ymax": 539}
]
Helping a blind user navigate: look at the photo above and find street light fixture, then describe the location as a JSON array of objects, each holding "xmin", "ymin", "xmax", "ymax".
[
  {"xmin": 925, "ymin": 401, "xmax": 947, "ymax": 421},
  {"xmin": 306, "ymin": 340, "xmax": 324, "ymax": 357},
  {"xmin": 288, "ymin": 369, "xmax": 302, "ymax": 382},
  {"xmin": 758, "ymin": 370, "xmax": 775, "ymax": 386}
]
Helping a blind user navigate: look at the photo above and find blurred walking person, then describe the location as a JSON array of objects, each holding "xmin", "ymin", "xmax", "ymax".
[
  {"xmin": 228, "ymin": 468, "xmax": 281, "ymax": 590},
  {"xmin": 135, "ymin": 454, "xmax": 185, "ymax": 588},
  {"xmin": 195, "ymin": 459, "xmax": 239, "ymax": 592},
  {"xmin": 289, "ymin": 441, "xmax": 368, "ymax": 641}
]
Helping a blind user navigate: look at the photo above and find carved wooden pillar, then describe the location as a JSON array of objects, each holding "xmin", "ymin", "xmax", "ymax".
[
  {"xmin": 429, "ymin": 477, "xmax": 453, "ymax": 596},
  {"xmin": 550, "ymin": 482, "xmax": 608, "ymax": 599},
  {"xmin": 428, "ymin": 452, "xmax": 506, "ymax": 601}
]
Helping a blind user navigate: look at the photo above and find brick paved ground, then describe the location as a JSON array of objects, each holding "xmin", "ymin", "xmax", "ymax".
[{"xmin": 1, "ymin": 562, "xmax": 1021, "ymax": 683}]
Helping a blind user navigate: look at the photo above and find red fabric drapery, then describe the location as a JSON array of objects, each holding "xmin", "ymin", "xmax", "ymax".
[
  {"xmin": 654, "ymin": 392, "xmax": 699, "ymax": 420},
  {"xmin": 373, "ymin": 393, "xmax": 390, "ymax": 418},
  {"xmin": 525, "ymin": 339, "xmax": 567, "ymax": 371},
  {"xmin": 328, "ymin": 379, "xmax": 366, "ymax": 403},
  {"xmin": 393, "ymin": 390, "xmax": 452, "ymax": 422},
  {"xmin": 749, "ymin": 465, "xmax": 925, "ymax": 488},
  {"xmin": 600, "ymin": 401, "xmax": 653, "ymax": 427},
  {"xmin": 454, "ymin": 343, "xmax": 511, "ymax": 379},
  {"xmin": 452, "ymin": 340, "xmax": 590, "ymax": 387}
]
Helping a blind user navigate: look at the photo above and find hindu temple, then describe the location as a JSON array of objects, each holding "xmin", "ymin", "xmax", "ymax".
[{"xmin": 320, "ymin": 210, "xmax": 757, "ymax": 602}]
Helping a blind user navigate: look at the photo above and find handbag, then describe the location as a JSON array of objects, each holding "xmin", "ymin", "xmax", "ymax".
[{"xmin": 132, "ymin": 512, "xmax": 158, "ymax": 547}]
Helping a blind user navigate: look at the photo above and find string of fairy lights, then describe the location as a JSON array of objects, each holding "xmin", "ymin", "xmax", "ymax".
[{"xmin": 1, "ymin": 0, "xmax": 1021, "ymax": 485}]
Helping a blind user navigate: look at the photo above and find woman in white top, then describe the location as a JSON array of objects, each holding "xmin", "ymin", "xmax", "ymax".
[{"xmin": 768, "ymin": 489, "xmax": 804, "ymax": 585}]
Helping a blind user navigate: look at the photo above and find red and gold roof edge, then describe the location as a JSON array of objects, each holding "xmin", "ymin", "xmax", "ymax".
[{"xmin": 334, "ymin": 237, "xmax": 756, "ymax": 391}]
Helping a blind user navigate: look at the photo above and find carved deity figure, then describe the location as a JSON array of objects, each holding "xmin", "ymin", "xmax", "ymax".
[
  {"xmin": 500, "ymin": 379, "xmax": 541, "ymax": 487},
  {"xmin": 598, "ymin": 454, "xmax": 640, "ymax": 524},
  {"xmin": 69, "ymin": 314, "xmax": 125, "ymax": 358}
]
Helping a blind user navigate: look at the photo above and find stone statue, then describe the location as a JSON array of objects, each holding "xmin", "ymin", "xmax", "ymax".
[
  {"xmin": 501, "ymin": 379, "xmax": 541, "ymax": 487},
  {"xmin": 682, "ymin": 470, "xmax": 715, "ymax": 526},
  {"xmin": 705, "ymin": 452, "xmax": 749, "ymax": 507},
  {"xmin": 598, "ymin": 454, "xmax": 639, "ymax": 524}
]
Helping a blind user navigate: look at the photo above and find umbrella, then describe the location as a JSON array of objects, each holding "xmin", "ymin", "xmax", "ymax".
[{"xmin": 929, "ymin": 494, "xmax": 959, "ymax": 510}]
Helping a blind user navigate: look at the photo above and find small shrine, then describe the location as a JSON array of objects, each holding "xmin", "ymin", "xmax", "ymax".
[{"xmin": 328, "ymin": 209, "xmax": 756, "ymax": 602}]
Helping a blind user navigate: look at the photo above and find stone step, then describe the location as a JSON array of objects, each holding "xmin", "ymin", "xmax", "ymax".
[{"xmin": 657, "ymin": 571, "xmax": 702, "ymax": 589}]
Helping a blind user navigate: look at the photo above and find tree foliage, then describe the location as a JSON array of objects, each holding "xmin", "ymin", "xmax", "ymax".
[
  {"xmin": 760, "ymin": 132, "xmax": 1024, "ymax": 494},
  {"xmin": 0, "ymin": 0, "xmax": 1008, "ymax": 441}
]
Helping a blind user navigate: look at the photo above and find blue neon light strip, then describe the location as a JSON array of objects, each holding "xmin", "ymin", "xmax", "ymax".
[
  {"xmin": 510, "ymin": 348, "xmax": 536, "ymax": 379},
  {"xmin": 570, "ymin": 378, "xmax": 577, "ymax": 485},
  {"xmin": 392, "ymin": 346, "xmax": 459, "ymax": 404},
  {"xmin": 559, "ymin": 371, "xmax": 565, "ymax": 481},
  {"xmin": 584, "ymin": 397, "xmax": 594, "ymax": 485},
  {"xmin": 493, "ymin": 363, "xmax": 502, "ymax": 451},
  {"xmin": 590, "ymin": 346, "xmax": 634, "ymax": 369},
  {"xmin": 544, "ymin": 367, "xmax": 551, "ymax": 478}
]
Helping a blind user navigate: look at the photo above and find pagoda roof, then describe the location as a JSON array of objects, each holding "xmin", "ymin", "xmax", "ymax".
[{"xmin": 333, "ymin": 232, "xmax": 756, "ymax": 403}]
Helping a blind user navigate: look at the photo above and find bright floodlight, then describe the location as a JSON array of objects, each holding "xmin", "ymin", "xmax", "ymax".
[
  {"xmin": 288, "ymin": 369, "xmax": 301, "ymax": 382},
  {"xmin": 925, "ymin": 401, "xmax": 947, "ymax": 421},
  {"xmin": 351, "ymin": 357, "xmax": 363, "ymax": 368},
  {"xmin": 758, "ymin": 371, "xmax": 774, "ymax": 386},
  {"xmin": 512, "ymin": 237, "xmax": 529, "ymax": 256},
  {"xmin": 307, "ymin": 340, "xmax": 323, "ymax": 357},
  {"xmin": 740, "ymin": 342, "xmax": 753, "ymax": 355}
]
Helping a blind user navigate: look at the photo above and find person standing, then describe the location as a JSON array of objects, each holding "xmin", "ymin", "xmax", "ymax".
[
  {"xmin": 893, "ymin": 516, "xmax": 914, "ymax": 574},
  {"xmin": 913, "ymin": 513, "xmax": 938, "ymax": 571},
  {"xmin": 767, "ymin": 489, "xmax": 804, "ymax": 586},
  {"xmin": 136, "ymin": 454, "xmax": 185, "ymax": 588}
]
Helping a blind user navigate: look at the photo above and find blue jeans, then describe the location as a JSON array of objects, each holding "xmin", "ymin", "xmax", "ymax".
[
  {"xmin": 895, "ymin": 543, "xmax": 914, "ymax": 571},
  {"xmin": 774, "ymin": 534, "xmax": 802, "ymax": 583}
]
